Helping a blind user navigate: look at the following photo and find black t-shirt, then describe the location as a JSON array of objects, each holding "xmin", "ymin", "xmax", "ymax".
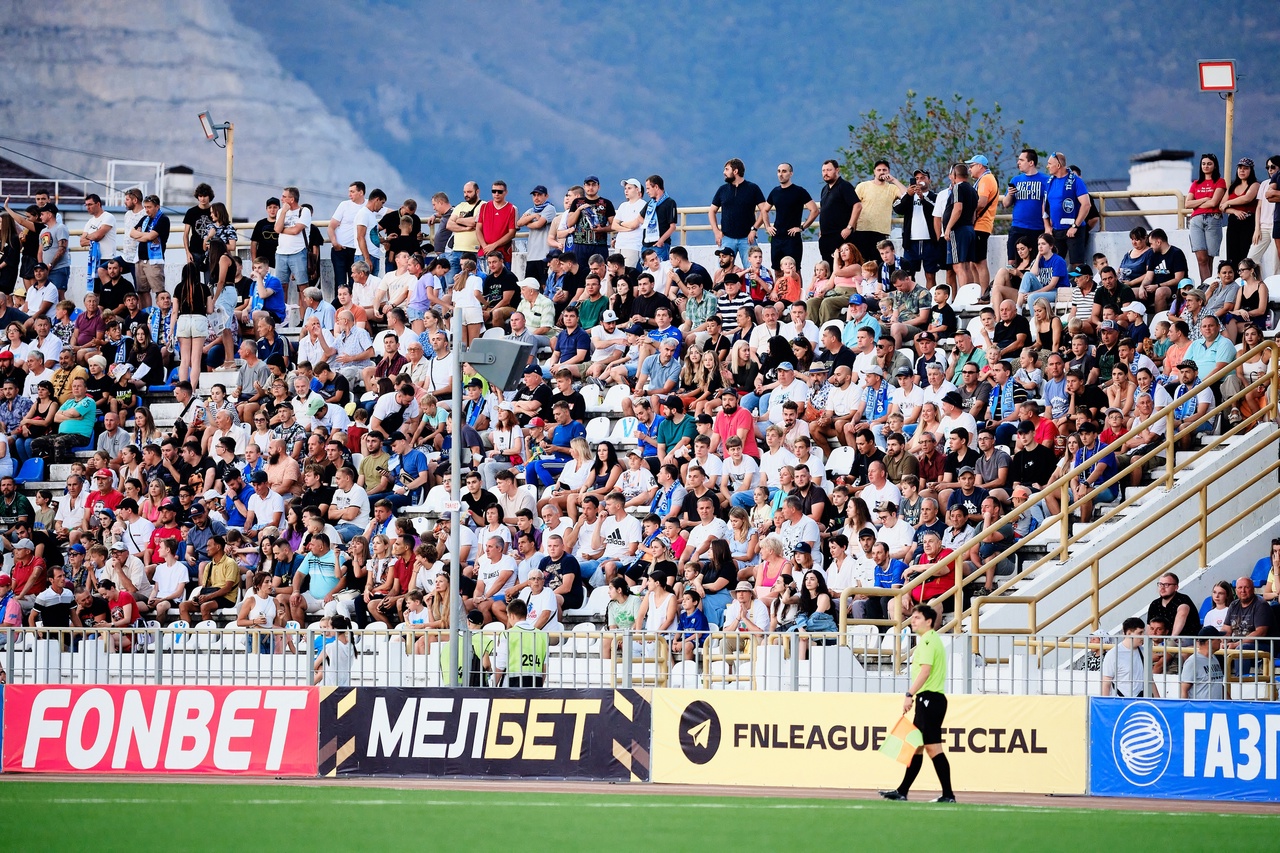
[
  {"xmin": 461, "ymin": 488, "xmax": 498, "ymax": 524},
  {"xmin": 711, "ymin": 180, "xmax": 766, "ymax": 239},
  {"xmin": 183, "ymin": 206, "xmax": 215, "ymax": 254},
  {"xmin": 819, "ymin": 179, "xmax": 858, "ymax": 236},
  {"xmin": 945, "ymin": 181, "xmax": 979, "ymax": 228},
  {"xmin": 85, "ymin": 372, "xmax": 113, "ymax": 405},
  {"xmin": 1011, "ymin": 444, "xmax": 1058, "ymax": 489},
  {"xmin": 766, "ymin": 184, "xmax": 814, "ymax": 233},
  {"xmin": 632, "ymin": 292, "xmax": 674, "ymax": 326},
  {"xmin": 680, "ymin": 489, "xmax": 723, "ymax": 527},
  {"xmin": 787, "ymin": 484, "xmax": 828, "ymax": 519},
  {"xmin": 250, "ymin": 217, "xmax": 278, "ymax": 265},
  {"xmin": 538, "ymin": 553, "xmax": 584, "ymax": 609},
  {"xmin": 319, "ymin": 373, "xmax": 351, "ymax": 405},
  {"xmin": 848, "ymin": 447, "xmax": 886, "ymax": 488},
  {"xmin": 930, "ymin": 302, "xmax": 959, "ymax": 337},
  {"xmin": 380, "ymin": 210, "xmax": 422, "ymax": 243},
  {"xmin": 549, "ymin": 390, "xmax": 586, "ymax": 424},
  {"xmin": 76, "ymin": 595, "xmax": 111, "ymax": 627},
  {"xmin": 994, "ymin": 315, "xmax": 1031, "ymax": 350},
  {"xmin": 118, "ymin": 309, "xmax": 148, "ymax": 337},
  {"xmin": 943, "ymin": 447, "xmax": 981, "ymax": 479},
  {"xmin": 1146, "ymin": 592, "xmax": 1201, "ymax": 636},
  {"xmin": 136, "ymin": 213, "xmax": 171, "ymax": 262},
  {"xmin": 513, "ymin": 382, "xmax": 553, "ymax": 425},
  {"xmin": 482, "ymin": 269, "xmax": 520, "ymax": 306},
  {"xmin": 1149, "ymin": 246, "xmax": 1188, "ymax": 287},
  {"xmin": 577, "ymin": 197, "xmax": 617, "ymax": 246},
  {"xmin": 385, "ymin": 234, "xmax": 420, "ymax": 261},
  {"xmin": 298, "ymin": 485, "xmax": 335, "ymax": 515},
  {"xmin": 1070, "ymin": 384, "xmax": 1108, "ymax": 419},
  {"xmin": 97, "ymin": 278, "xmax": 136, "ymax": 313}
]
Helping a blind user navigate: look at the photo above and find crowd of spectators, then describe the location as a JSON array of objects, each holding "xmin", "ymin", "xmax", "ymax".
[{"xmin": 0, "ymin": 148, "xmax": 1277, "ymax": 665}]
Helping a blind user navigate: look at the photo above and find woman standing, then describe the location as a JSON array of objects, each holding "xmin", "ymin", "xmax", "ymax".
[
  {"xmin": 1220, "ymin": 158, "xmax": 1260, "ymax": 266},
  {"xmin": 0, "ymin": 213, "xmax": 18, "ymax": 295},
  {"xmin": 173, "ymin": 262, "xmax": 212, "ymax": 388},
  {"xmin": 1187, "ymin": 154, "xmax": 1226, "ymax": 282}
]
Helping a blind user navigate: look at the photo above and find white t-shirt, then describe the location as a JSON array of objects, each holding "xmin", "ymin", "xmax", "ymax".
[
  {"xmin": 121, "ymin": 517, "xmax": 155, "ymax": 556},
  {"xmin": 921, "ymin": 381, "xmax": 959, "ymax": 410},
  {"xmin": 686, "ymin": 518, "xmax": 730, "ymax": 556},
  {"xmin": 355, "ymin": 205, "xmax": 383, "ymax": 261},
  {"xmin": 748, "ymin": 323, "xmax": 784, "ymax": 356},
  {"xmin": 28, "ymin": 283, "xmax": 59, "ymax": 318},
  {"xmin": 86, "ymin": 211, "xmax": 117, "ymax": 260},
  {"xmin": 322, "ymin": 639, "xmax": 354, "ymax": 686},
  {"xmin": 276, "ymin": 205, "xmax": 312, "ymax": 256},
  {"xmin": 248, "ymin": 490, "xmax": 286, "ymax": 528},
  {"xmin": 890, "ymin": 385, "xmax": 924, "ymax": 424},
  {"xmin": 351, "ymin": 273, "xmax": 383, "ymax": 309},
  {"xmin": 23, "ymin": 367, "xmax": 52, "ymax": 399},
  {"xmin": 781, "ymin": 320, "xmax": 820, "ymax": 345},
  {"xmin": 722, "ymin": 455, "xmax": 760, "ymax": 493},
  {"xmin": 759, "ymin": 447, "xmax": 798, "ymax": 487},
  {"xmin": 428, "ymin": 353, "xmax": 457, "ymax": 397},
  {"xmin": 691, "ymin": 454, "xmax": 723, "ymax": 485},
  {"xmin": 152, "ymin": 560, "xmax": 190, "ymax": 601},
  {"xmin": 372, "ymin": 392, "xmax": 422, "ymax": 425},
  {"xmin": 54, "ymin": 490, "xmax": 88, "ymax": 532},
  {"xmin": 938, "ymin": 413, "xmax": 979, "ymax": 450},
  {"xmin": 825, "ymin": 384, "xmax": 859, "ymax": 418},
  {"xmin": 860, "ymin": 481, "xmax": 902, "ymax": 512},
  {"xmin": 614, "ymin": 198, "xmax": 647, "ymax": 253},
  {"xmin": 210, "ymin": 423, "xmax": 250, "ymax": 457},
  {"xmin": 476, "ymin": 553, "xmax": 517, "ymax": 597},
  {"xmin": 777, "ymin": 516, "xmax": 822, "ymax": 563},
  {"xmin": 876, "ymin": 518, "xmax": 916, "ymax": 553},
  {"xmin": 332, "ymin": 485, "xmax": 371, "ymax": 529},
  {"xmin": 590, "ymin": 326, "xmax": 629, "ymax": 362},
  {"xmin": 330, "ymin": 199, "xmax": 362, "ymax": 247},
  {"xmin": 724, "ymin": 598, "xmax": 769, "ymax": 630},
  {"xmin": 451, "ymin": 274, "xmax": 484, "ymax": 310},
  {"xmin": 767, "ymin": 379, "xmax": 810, "ymax": 425},
  {"xmin": 600, "ymin": 513, "xmax": 642, "ymax": 560},
  {"xmin": 30, "ymin": 334, "xmax": 62, "ymax": 366},
  {"xmin": 1102, "ymin": 642, "xmax": 1148, "ymax": 698},
  {"xmin": 518, "ymin": 586, "xmax": 562, "ymax": 632}
]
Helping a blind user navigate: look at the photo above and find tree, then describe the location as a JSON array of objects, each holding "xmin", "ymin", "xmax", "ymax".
[{"xmin": 838, "ymin": 91, "xmax": 1027, "ymax": 189}]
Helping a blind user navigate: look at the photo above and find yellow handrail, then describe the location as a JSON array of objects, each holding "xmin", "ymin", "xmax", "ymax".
[{"xmin": 835, "ymin": 339, "xmax": 1280, "ymax": 637}]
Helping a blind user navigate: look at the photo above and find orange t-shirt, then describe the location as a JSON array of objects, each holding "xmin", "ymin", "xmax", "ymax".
[
  {"xmin": 775, "ymin": 273, "xmax": 801, "ymax": 303},
  {"xmin": 975, "ymin": 172, "xmax": 1000, "ymax": 233}
]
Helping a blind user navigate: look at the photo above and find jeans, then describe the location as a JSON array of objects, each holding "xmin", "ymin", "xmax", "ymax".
[
  {"xmin": 718, "ymin": 236, "xmax": 752, "ymax": 267},
  {"xmin": 358, "ymin": 255, "xmax": 381, "ymax": 277},
  {"xmin": 48, "ymin": 266, "xmax": 70, "ymax": 292},
  {"xmin": 334, "ymin": 522, "xmax": 364, "ymax": 543},
  {"xmin": 640, "ymin": 244, "xmax": 670, "ymax": 264},
  {"xmin": 993, "ymin": 422, "xmax": 1018, "ymax": 448},
  {"xmin": 1018, "ymin": 272, "xmax": 1059, "ymax": 307},
  {"xmin": 526, "ymin": 458, "xmax": 567, "ymax": 487},
  {"xmin": 730, "ymin": 491, "xmax": 757, "ymax": 510},
  {"xmin": 370, "ymin": 491, "xmax": 412, "ymax": 510},
  {"xmin": 741, "ymin": 390, "xmax": 770, "ymax": 417},
  {"xmin": 446, "ymin": 250, "xmax": 476, "ymax": 286},
  {"xmin": 276, "ymin": 251, "xmax": 308, "ymax": 297},
  {"xmin": 330, "ymin": 247, "xmax": 356, "ymax": 291}
]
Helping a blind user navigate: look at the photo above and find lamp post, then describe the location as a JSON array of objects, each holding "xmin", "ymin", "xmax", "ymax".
[
  {"xmin": 197, "ymin": 110, "xmax": 235, "ymax": 218},
  {"xmin": 1198, "ymin": 60, "xmax": 1237, "ymax": 173}
]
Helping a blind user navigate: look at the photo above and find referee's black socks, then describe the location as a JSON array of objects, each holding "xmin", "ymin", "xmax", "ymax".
[
  {"xmin": 898, "ymin": 754, "xmax": 924, "ymax": 795},
  {"xmin": 931, "ymin": 753, "xmax": 954, "ymax": 799}
]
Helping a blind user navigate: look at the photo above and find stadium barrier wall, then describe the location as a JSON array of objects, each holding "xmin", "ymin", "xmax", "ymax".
[
  {"xmin": 0, "ymin": 684, "xmax": 318, "ymax": 776},
  {"xmin": 1089, "ymin": 698, "xmax": 1280, "ymax": 802},
  {"xmin": 650, "ymin": 689, "xmax": 1086, "ymax": 794},
  {"xmin": 317, "ymin": 687, "xmax": 651, "ymax": 781}
]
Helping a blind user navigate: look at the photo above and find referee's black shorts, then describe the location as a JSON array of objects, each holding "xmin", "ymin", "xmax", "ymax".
[{"xmin": 913, "ymin": 690, "xmax": 948, "ymax": 745}]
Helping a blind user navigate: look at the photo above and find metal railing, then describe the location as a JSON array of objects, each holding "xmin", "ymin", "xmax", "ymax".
[
  {"xmin": 835, "ymin": 338, "xmax": 1280, "ymax": 638},
  {"xmin": 3, "ymin": 626, "xmax": 1271, "ymax": 699}
]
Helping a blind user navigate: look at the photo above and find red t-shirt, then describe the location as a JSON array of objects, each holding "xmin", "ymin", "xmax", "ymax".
[
  {"xmin": 12, "ymin": 556, "xmax": 47, "ymax": 596},
  {"xmin": 87, "ymin": 489, "xmax": 124, "ymax": 516},
  {"xmin": 477, "ymin": 201, "xmax": 517, "ymax": 262},
  {"xmin": 393, "ymin": 557, "xmax": 413, "ymax": 595},
  {"xmin": 1188, "ymin": 178, "xmax": 1225, "ymax": 217},
  {"xmin": 147, "ymin": 524, "xmax": 185, "ymax": 557},
  {"xmin": 714, "ymin": 406, "xmax": 759, "ymax": 458},
  {"xmin": 911, "ymin": 547, "xmax": 956, "ymax": 601},
  {"xmin": 111, "ymin": 589, "xmax": 139, "ymax": 626}
]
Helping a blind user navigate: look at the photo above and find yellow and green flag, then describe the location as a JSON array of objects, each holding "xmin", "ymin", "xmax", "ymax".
[{"xmin": 878, "ymin": 716, "xmax": 923, "ymax": 765}]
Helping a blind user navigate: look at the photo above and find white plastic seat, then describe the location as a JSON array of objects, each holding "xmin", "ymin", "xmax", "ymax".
[
  {"xmin": 669, "ymin": 659, "xmax": 702, "ymax": 689},
  {"xmin": 565, "ymin": 584, "xmax": 609, "ymax": 619},
  {"xmin": 420, "ymin": 484, "xmax": 449, "ymax": 513},
  {"xmin": 820, "ymin": 319, "xmax": 844, "ymax": 339},
  {"xmin": 482, "ymin": 327, "xmax": 505, "ymax": 340},
  {"xmin": 607, "ymin": 416, "xmax": 639, "ymax": 445},
  {"xmin": 601, "ymin": 385, "xmax": 629, "ymax": 413},
  {"xmin": 952, "ymin": 282, "xmax": 981, "ymax": 309},
  {"xmin": 825, "ymin": 445, "xmax": 857, "ymax": 476},
  {"xmin": 579, "ymin": 384, "xmax": 602, "ymax": 409},
  {"xmin": 586, "ymin": 416, "xmax": 611, "ymax": 444}
]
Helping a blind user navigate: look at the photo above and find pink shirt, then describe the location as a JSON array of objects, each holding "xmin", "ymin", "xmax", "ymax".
[{"xmin": 714, "ymin": 406, "xmax": 758, "ymax": 458}]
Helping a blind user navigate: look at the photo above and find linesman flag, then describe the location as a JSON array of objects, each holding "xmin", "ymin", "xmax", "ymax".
[{"xmin": 878, "ymin": 716, "xmax": 923, "ymax": 765}]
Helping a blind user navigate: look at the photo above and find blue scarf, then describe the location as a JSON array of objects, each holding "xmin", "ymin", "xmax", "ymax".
[
  {"xmin": 864, "ymin": 383, "xmax": 889, "ymax": 421},
  {"xmin": 990, "ymin": 378, "xmax": 1017, "ymax": 420},
  {"xmin": 87, "ymin": 240, "xmax": 100, "ymax": 293},
  {"xmin": 142, "ymin": 213, "xmax": 164, "ymax": 261},
  {"xmin": 644, "ymin": 193, "xmax": 666, "ymax": 242}
]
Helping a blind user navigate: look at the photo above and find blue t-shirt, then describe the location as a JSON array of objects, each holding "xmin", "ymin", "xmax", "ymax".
[
  {"xmin": 1044, "ymin": 173, "xmax": 1088, "ymax": 229},
  {"xmin": 554, "ymin": 326, "xmax": 591, "ymax": 364},
  {"xmin": 1008, "ymin": 172, "xmax": 1049, "ymax": 230},
  {"xmin": 254, "ymin": 274, "xmax": 287, "ymax": 320},
  {"xmin": 548, "ymin": 420, "xmax": 586, "ymax": 460},
  {"xmin": 1044, "ymin": 377, "xmax": 1068, "ymax": 419},
  {"xmin": 647, "ymin": 325, "xmax": 684, "ymax": 357},
  {"xmin": 874, "ymin": 559, "xmax": 907, "ymax": 588},
  {"xmin": 1116, "ymin": 248, "xmax": 1152, "ymax": 286},
  {"xmin": 224, "ymin": 484, "xmax": 254, "ymax": 528},
  {"xmin": 1033, "ymin": 254, "xmax": 1069, "ymax": 289},
  {"xmin": 1073, "ymin": 443, "xmax": 1117, "ymax": 487},
  {"xmin": 59, "ymin": 397, "xmax": 97, "ymax": 438},
  {"xmin": 392, "ymin": 448, "xmax": 430, "ymax": 501},
  {"xmin": 297, "ymin": 550, "xmax": 345, "ymax": 598}
]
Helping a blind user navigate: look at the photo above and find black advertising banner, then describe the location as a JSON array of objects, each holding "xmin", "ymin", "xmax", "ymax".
[{"xmin": 318, "ymin": 687, "xmax": 651, "ymax": 781}]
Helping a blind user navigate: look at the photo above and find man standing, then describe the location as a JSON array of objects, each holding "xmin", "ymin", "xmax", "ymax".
[
  {"xmin": 941, "ymin": 163, "xmax": 979, "ymax": 288},
  {"xmin": 817, "ymin": 160, "xmax": 859, "ymax": 261},
  {"xmin": 762, "ymin": 163, "xmax": 819, "ymax": 277},
  {"xmin": 354, "ymin": 188, "xmax": 387, "ymax": 275},
  {"xmin": 880, "ymin": 603, "xmax": 956, "ymax": 803},
  {"xmin": 327, "ymin": 181, "xmax": 367, "ymax": 291},
  {"xmin": 894, "ymin": 170, "xmax": 943, "ymax": 289},
  {"xmin": 490, "ymin": 598, "xmax": 548, "ymax": 688},
  {"xmin": 250, "ymin": 196, "xmax": 280, "ymax": 273},
  {"xmin": 709, "ymin": 159, "xmax": 767, "ymax": 266},
  {"xmin": 611, "ymin": 178, "xmax": 648, "ymax": 267},
  {"xmin": 1101, "ymin": 617, "xmax": 1158, "ymax": 698},
  {"xmin": 80, "ymin": 193, "xmax": 117, "ymax": 288},
  {"xmin": 38, "ymin": 206, "xmax": 72, "ymax": 294},
  {"xmin": 476, "ymin": 180, "xmax": 518, "ymax": 265},
  {"xmin": 181, "ymin": 183, "xmax": 215, "ymax": 280},
  {"xmin": 516, "ymin": 185, "xmax": 557, "ymax": 283},
  {"xmin": 566, "ymin": 177, "xmax": 615, "ymax": 269},
  {"xmin": 641, "ymin": 175, "xmax": 679, "ymax": 262},
  {"xmin": 967, "ymin": 155, "xmax": 1000, "ymax": 295},
  {"xmin": 1044, "ymin": 152, "xmax": 1092, "ymax": 265},
  {"xmin": 129, "ymin": 194, "xmax": 170, "ymax": 306},
  {"xmin": 1001, "ymin": 149, "xmax": 1049, "ymax": 263},
  {"xmin": 274, "ymin": 186, "xmax": 312, "ymax": 302},
  {"xmin": 852, "ymin": 160, "xmax": 906, "ymax": 261}
]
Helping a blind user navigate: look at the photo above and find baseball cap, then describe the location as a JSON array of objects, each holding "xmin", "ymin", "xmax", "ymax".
[
  {"xmin": 110, "ymin": 540, "xmax": 128, "ymax": 551},
  {"xmin": 620, "ymin": 178, "xmax": 642, "ymax": 189},
  {"xmin": 0, "ymin": 574, "xmax": 10, "ymax": 586},
  {"xmin": 777, "ymin": 362, "xmax": 795, "ymax": 372},
  {"xmin": 69, "ymin": 544, "xmax": 86, "ymax": 555},
  {"xmin": 13, "ymin": 538, "xmax": 33, "ymax": 551},
  {"xmin": 894, "ymin": 366, "xmax": 912, "ymax": 377},
  {"xmin": 519, "ymin": 277, "xmax": 540, "ymax": 290},
  {"xmin": 601, "ymin": 310, "xmax": 618, "ymax": 323},
  {"xmin": 1197, "ymin": 626, "xmax": 1222, "ymax": 638},
  {"xmin": 715, "ymin": 246, "xmax": 735, "ymax": 256},
  {"xmin": 307, "ymin": 395, "xmax": 326, "ymax": 416},
  {"xmin": 1099, "ymin": 320, "xmax": 1118, "ymax": 331},
  {"xmin": 93, "ymin": 468, "xmax": 113, "ymax": 480},
  {"xmin": 467, "ymin": 377, "xmax": 484, "ymax": 389},
  {"xmin": 1123, "ymin": 302, "xmax": 1148, "ymax": 317},
  {"xmin": 624, "ymin": 323, "xmax": 645, "ymax": 336},
  {"xmin": 913, "ymin": 169, "xmax": 931, "ymax": 178},
  {"xmin": 1068, "ymin": 264, "xmax": 1092, "ymax": 278},
  {"xmin": 583, "ymin": 175, "xmax": 600, "ymax": 184},
  {"xmin": 159, "ymin": 498, "xmax": 180, "ymax": 511},
  {"xmin": 663, "ymin": 394, "xmax": 682, "ymax": 409},
  {"xmin": 32, "ymin": 262, "xmax": 49, "ymax": 271},
  {"xmin": 794, "ymin": 542, "xmax": 812, "ymax": 554},
  {"xmin": 858, "ymin": 529, "xmax": 876, "ymax": 540},
  {"xmin": 965, "ymin": 154, "xmax": 989, "ymax": 167},
  {"xmin": 695, "ymin": 413, "xmax": 713, "ymax": 424},
  {"xmin": 847, "ymin": 293, "xmax": 865, "ymax": 306},
  {"xmin": 544, "ymin": 248, "xmax": 564, "ymax": 260},
  {"xmin": 957, "ymin": 466, "xmax": 976, "ymax": 476},
  {"xmin": 1078, "ymin": 421, "xmax": 1100, "ymax": 433},
  {"xmin": 190, "ymin": 503, "xmax": 207, "ymax": 516},
  {"xmin": 522, "ymin": 364, "xmax": 542, "ymax": 375},
  {"xmin": 251, "ymin": 470, "xmax": 270, "ymax": 484},
  {"xmin": 953, "ymin": 327, "xmax": 971, "ymax": 336},
  {"xmin": 1176, "ymin": 359, "xmax": 1198, "ymax": 371},
  {"xmin": 1178, "ymin": 278, "xmax": 1195, "ymax": 290},
  {"xmin": 941, "ymin": 390, "xmax": 963, "ymax": 407},
  {"xmin": 529, "ymin": 185, "xmax": 548, "ymax": 195},
  {"xmin": 915, "ymin": 331, "xmax": 936, "ymax": 342},
  {"xmin": 201, "ymin": 490, "xmax": 221, "ymax": 501},
  {"xmin": 529, "ymin": 417, "xmax": 545, "ymax": 428},
  {"xmin": 863, "ymin": 365, "xmax": 884, "ymax": 377},
  {"xmin": 626, "ymin": 447, "xmax": 644, "ymax": 458}
]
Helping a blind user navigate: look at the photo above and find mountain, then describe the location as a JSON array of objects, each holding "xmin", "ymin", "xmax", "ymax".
[
  {"xmin": 227, "ymin": 0, "xmax": 1279, "ymax": 208},
  {"xmin": 0, "ymin": 0, "xmax": 414, "ymax": 218}
]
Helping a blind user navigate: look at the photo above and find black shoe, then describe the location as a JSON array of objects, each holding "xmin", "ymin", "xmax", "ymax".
[
  {"xmin": 932, "ymin": 795, "xmax": 956, "ymax": 803},
  {"xmin": 879, "ymin": 789, "xmax": 908, "ymax": 801}
]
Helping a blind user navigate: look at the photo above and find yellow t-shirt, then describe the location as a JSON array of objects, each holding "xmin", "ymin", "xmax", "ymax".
[
  {"xmin": 910, "ymin": 629, "xmax": 947, "ymax": 693},
  {"xmin": 205, "ymin": 555, "xmax": 241, "ymax": 591},
  {"xmin": 974, "ymin": 172, "xmax": 1000, "ymax": 233},
  {"xmin": 855, "ymin": 180, "xmax": 900, "ymax": 236},
  {"xmin": 448, "ymin": 202, "xmax": 480, "ymax": 253}
]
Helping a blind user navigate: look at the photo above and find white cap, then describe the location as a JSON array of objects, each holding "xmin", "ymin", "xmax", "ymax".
[{"xmin": 1123, "ymin": 301, "xmax": 1147, "ymax": 317}]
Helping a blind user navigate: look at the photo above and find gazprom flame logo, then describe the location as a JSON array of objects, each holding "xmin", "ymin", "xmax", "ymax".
[{"xmin": 1111, "ymin": 701, "xmax": 1171, "ymax": 786}]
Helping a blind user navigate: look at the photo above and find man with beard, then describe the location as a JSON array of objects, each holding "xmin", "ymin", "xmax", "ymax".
[{"xmin": 264, "ymin": 437, "xmax": 300, "ymax": 497}]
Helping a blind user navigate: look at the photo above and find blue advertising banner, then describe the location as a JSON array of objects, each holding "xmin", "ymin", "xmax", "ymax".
[{"xmin": 1090, "ymin": 698, "xmax": 1280, "ymax": 802}]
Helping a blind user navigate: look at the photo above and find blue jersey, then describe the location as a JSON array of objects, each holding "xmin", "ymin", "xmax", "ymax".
[
  {"xmin": 1008, "ymin": 173, "xmax": 1049, "ymax": 230},
  {"xmin": 1044, "ymin": 173, "xmax": 1088, "ymax": 229}
]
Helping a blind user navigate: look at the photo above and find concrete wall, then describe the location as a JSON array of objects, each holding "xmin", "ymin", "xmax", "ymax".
[{"xmin": 976, "ymin": 424, "xmax": 1280, "ymax": 638}]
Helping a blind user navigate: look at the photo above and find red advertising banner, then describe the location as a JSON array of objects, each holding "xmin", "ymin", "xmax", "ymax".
[{"xmin": 2, "ymin": 685, "xmax": 318, "ymax": 776}]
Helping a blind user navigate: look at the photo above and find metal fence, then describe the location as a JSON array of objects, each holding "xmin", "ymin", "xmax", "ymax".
[{"xmin": 3, "ymin": 626, "xmax": 1272, "ymax": 701}]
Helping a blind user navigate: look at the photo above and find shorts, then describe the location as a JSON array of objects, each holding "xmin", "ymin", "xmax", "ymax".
[
  {"xmin": 176, "ymin": 314, "xmax": 209, "ymax": 338},
  {"xmin": 458, "ymin": 305, "xmax": 483, "ymax": 326},
  {"xmin": 913, "ymin": 690, "xmax": 948, "ymax": 745},
  {"xmin": 1188, "ymin": 213, "xmax": 1224, "ymax": 255},
  {"xmin": 135, "ymin": 260, "xmax": 167, "ymax": 292},
  {"xmin": 191, "ymin": 587, "xmax": 236, "ymax": 609},
  {"xmin": 903, "ymin": 239, "xmax": 945, "ymax": 275},
  {"xmin": 301, "ymin": 591, "xmax": 354, "ymax": 619},
  {"xmin": 948, "ymin": 226, "xmax": 975, "ymax": 265},
  {"xmin": 973, "ymin": 230, "xmax": 991, "ymax": 265}
]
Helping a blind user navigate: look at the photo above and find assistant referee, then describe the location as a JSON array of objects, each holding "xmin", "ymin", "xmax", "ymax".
[{"xmin": 880, "ymin": 604, "xmax": 956, "ymax": 803}]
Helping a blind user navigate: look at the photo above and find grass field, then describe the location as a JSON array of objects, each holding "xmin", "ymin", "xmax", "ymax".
[{"xmin": 1, "ymin": 780, "xmax": 1276, "ymax": 851}]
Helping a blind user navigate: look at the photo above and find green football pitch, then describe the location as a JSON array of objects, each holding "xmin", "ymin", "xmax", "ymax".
[{"xmin": 1, "ymin": 780, "xmax": 1275, "ymax": 851}]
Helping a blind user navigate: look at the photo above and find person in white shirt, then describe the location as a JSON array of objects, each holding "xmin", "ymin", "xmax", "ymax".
[
  {"xmin": 54, "ymin": 475, "xmax": 89, "ymax": 540},
  {"xmin": 108, "ymin": 541, "xmax": 154, "ymax": 604},
  {"xmin": 516, "ymin": 568, "xmax": 562, "ymax": 632},
  {"xmin": 472, "ymin": 535, "xmax": 516, "ymax": 623},
  {"xmin": 115, "ymin": 499, "xmax": 155, "ymax": 558},
  {"xmin": 147, "ymin": 538, "xmax": 190, "ymax": 622},
  {"xmin": 330, "ymin": 466, "xmax": 371, "ymax": 542},
  {"xmin": 776, "ymin": 496, "xmax": 822, "ymax": 568},
  {"xmin": 350, "ymin": 262, "xmax": 384, "ymax": 311},
  {"xmin": 80, "ymin": 193, "xmax": 117, "ymax": 265},
  {"xmin": 354, "ymin": 191, "xmax": 386, "ymax": 275},
  {"xmin": 720, "ymin": 436, "xmax": 760, "ymax": 510},
  {"xmin": 274, "ymin": 186, "xmax": 313, "ymax": 300},
  {"xmin": 681, "ymin": 494, "xmax": 732, "ymax": 568},
  {"xmin": 612, "ymin": 179, "xmax": 648, "ymax": 267},
  {"xmin": 590, "ymin": 492, "xmax": 642, "ymax": 586},
  {"xmin": 874, "ymin": 501, "xmax": 916, "ymax": 563},
  {"xmin": 328, "ymin": 182, "xmax": 367, "ymax": 291},
  {"xmin": 780, "ymin": 302, "xmax": 820, "ymax": 345},
  {"xmin": 938, "ymin": 391, "xmax": 979, "ymax": 451},
  {"xmin": 859, "ymin": 461, "xmax": 902, "ymax": 512},
  {"xmin": 723, "ymin": 581, "xmax": 769, "ymax": 634},
  {"xmin": 763, "ymin": 363, "xmax": 810, "ymax": 434}
]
